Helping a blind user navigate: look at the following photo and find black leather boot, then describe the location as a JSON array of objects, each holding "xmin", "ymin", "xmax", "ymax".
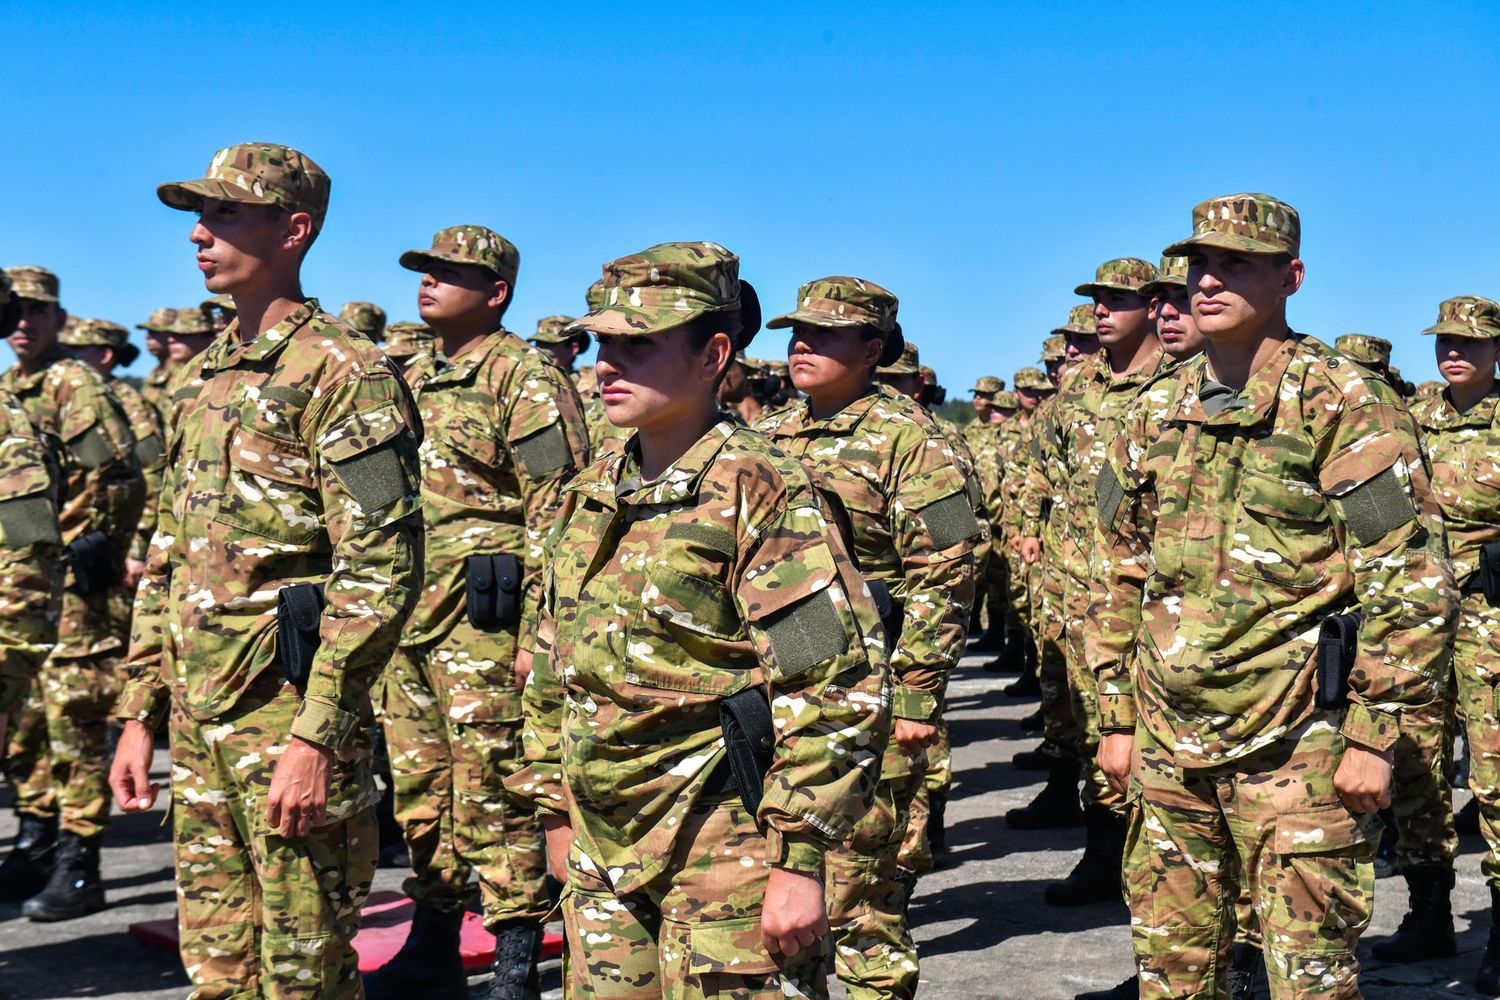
[
  {"xmin": 1074, "ymin": 975, "xmax": 1137, "ymax": 999},
  {"xmin": 22, "ymin": 831, "xmax": 105, "ymax": 921},
  {"xmin": 482, "ymin": 919, "xmax": 543, "ymax": 1000},
  {"xmin": 1005, "ymin": 757, "xmax": 1082, "ymax": 830},
  {"xmin": 0, "ymin": 814, "xmax": 57, "ymax": 902},
  {"xmin": 1013, "ymin": 740, "xmax": 1068, "ymax": 771},
  {"xmin": 1477, "ymin": 885, "xmax": 1500, "ymax": 995},
  {"xmin": 1227, "ymin": 941, "xmax": 1261, "ymax": 1000},
  {"xmin": 1459, "ymin": 797, "xmax": 1482, "ymax": 836},
  {"xmin": 1018, "ymin": 707, "xmax": 1045, "ymax": 731},
  {"xmin": 364, "ymin": 903, "xmax": 470, "ymax": 999},
  {"xmin": 1370, "ymin": 864, "xmax": 1457, "ymax": 962},
  {"xmin": 1045, "ymin": 805, "xmax": 1125, "ymax": 906},
  {"xmin": 1004, "ymin": 666, "xmax": 1041, "ymax": 697}
]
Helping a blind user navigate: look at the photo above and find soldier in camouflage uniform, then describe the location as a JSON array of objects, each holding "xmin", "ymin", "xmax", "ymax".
[
  {"xmin": 138, "ymin": 306, "xmax": 217, "ymax": 432},
  {"xmin": 507, "ymin": 242, "xmax": 889, "ymax": 1000},
  {"xmin": 340, "ymin": 300, "xmax": 388, "ymax": 344},
  {"xmin": 759, "ymin": 278, "xmax": 980, "ymax": 1000},
  {"xmin": 575, "ymin": 281, "xmax": 635, "ymax": 459},
  {"xmin": 1087, "ymin": 193, "xmax": 1456, "ymax": 1000},
  {"xmin": 1334, "ymin": 334, "xmax": 1415, "ymax": 397},
  {"xmin": 527, "ymin": 313, "xmax": 590, "ymax": 373},
  {"xmin": 109, "ymin": 142, "xmax": 425, "ymax": 998},
  {"xmin": 137, "ymin": 307, "xmax": 176, "ymax": 418},
  {"xmin": 201, "ymin": 292, "xmax": 236, "ymax": 333},
  {"xmin": 382, "ymin": 320, "xmax": 439, "ymax": 381},
  {"xmin": 1375, "ymin": 296, "xmax": 1500, "ymax": 991},
  {"xmin": 719, "ymin": 352, "xmax": 773, "ymax": 426},
  {"xmin": 964, "ymin": 375, "xmax": 1006, "ymax": 652},
  {"xmin": 0, "ymin": 266, "xmax": 145, "ymax": 920},
  {"xmin": 365, "ymin": 227, "xmax": 591, "ymax": 1000}
]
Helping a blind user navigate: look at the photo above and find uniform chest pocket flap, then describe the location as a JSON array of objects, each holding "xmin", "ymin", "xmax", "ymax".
[
  {"xmin": 625, "ymin": 558, "xmax": 754, "ymax": 696},
  {"xmin": 1231, "ymin": 470, "xmax": 1333, "ymax": 588},
  {"xmin": 216, "ymin": 423, "xmax": 320, "ymax": 543}
]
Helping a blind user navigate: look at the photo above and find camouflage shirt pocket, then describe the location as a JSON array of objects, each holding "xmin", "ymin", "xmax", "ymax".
[
  {"xmin": 1230, "ymin": 470, "xmax": 1334, "ymax": 590},
  {"xmin": 625, "ymin": 551, "xmax": 756, "ymax": 696},
  {"xmin": 215, "ymin": 422, "xmax": 321, "ymax": 544}
]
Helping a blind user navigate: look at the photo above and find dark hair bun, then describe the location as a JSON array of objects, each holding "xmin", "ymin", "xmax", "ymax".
[{"xmin": 736, "ymin": 280, "xmax": 762, "ymax": 350}]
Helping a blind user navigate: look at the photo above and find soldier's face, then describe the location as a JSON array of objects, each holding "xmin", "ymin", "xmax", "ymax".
[
  {"xmin": 1152, "ymin": 286, "xmax": 1204, "ymax": 360},
  {"xmin": 418, "ymin": 263, "xmax": 507, "ymax": 330},
  {"xmin": 1018, "ymin": 388, "xmax": 1040, "ymax": 412},
  {"xmin": 787, "ymin": 323, "xmax": 884, "ymax": 397},
  {"xmin": 1435, "ymin": 334, "xmax": 1498, "ymax": 388},
  {"xmin": 1092, "ymin": 290, "xmax": 1151, "ymax": 348},
  {"xmin": 595, "ymin": 327, "xmax": 730, "ymax": 430},
  {"xmin": 167, "ymin": 332, "xmax": 215, "ymax": 364},
  {"xmin": 1064, "ymin": 334, "xmax": 1100, "ymax": 363},
  {"xmin": 71, "ymin": 344, "xmax": 113, "ymax": 377},
  {"xmin": 9, "ymin": 298, "xmax": 63, "ymax": 365},
  {"xmin": 145, "ymin": 330, "xmax": 170, "ymax": 361},
  {"xmin": 972, "ymin": 393, "xmax": 993, "ymax": 418},
  {"xmin": 1186, "ymin": 249, "xmax": 1303, "ymax": 340},
  {"xmin": 190, "ymin": 198, "xmax": 302, "ymax": 293}
]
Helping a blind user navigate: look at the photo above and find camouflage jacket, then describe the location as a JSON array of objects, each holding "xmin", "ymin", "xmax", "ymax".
[
  {"xmin": 0, "ymin": 349, "xmax": 145, "ymax": 658},
  {"xmin": 512, "ymin": 422, "xmax": 889, "ymax": 888},
  {"xmin": 109, "ymin": 378, "xmax": 167, "ymax": 564},
  {"xmin": 1021, "ymin": 345, "xmax": 1170, "ymax": 584},
  {"xmin": 1413, "ymin": 386, "xmax": 1500, "ymax": 587},
  {"xmin": 758, "ymin": 386, "xmax": 980, "ymax": 723},
  {"xmin": 404, "ymin": 329, "xmax": 590, "ymax": 653},
  {"xmin": 1004, "ymin": 400, "xmax": 1051, "ymax": 545},
  {"xmin": 0, "ymin": 389, "xmax": 64, "ymax": 713},
  {"xmin": 141, "ymin": 362, "xmax": 176, "ymax": 428},
  {"xmin": 116, "ymin": 300, "xmax": 424, "ymax": 748},
  {"xmin": 1087, "ymin": 335, "xmax": 1456, "ymax": 767}
]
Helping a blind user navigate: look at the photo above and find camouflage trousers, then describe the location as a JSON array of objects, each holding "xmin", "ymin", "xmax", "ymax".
[
  {"xmin": 379, "ymin": 629, "xmax": 549, "ymax": 929},
  {"xmin": 169, "ymin": 671, "xmax": 377, "ymax": 1000},
  {"xmin": 2, "ymin": 651, "xmax": 119, "ymax": 837},
  {"xmin": 1031, "ymin": 558, "xmax": 1080, "ymax": 756},
  {"xmin": 1063, "ymin": 573, "xmax": 1124, "ymax": 815},
  {"xmin": 1003, "ymin": 541, "xmax": 1030, "ymax": 633},
  {"xmin": 1388, "ymin": 674, "xmax": 1457, "ymax": 869},
  {"xmin": 1454, "ymin": 591, "xmax": 1500, "ymax": 886},
  {"xmin": 1127, "ymin": 714, "xmax": 1376, "ymax": 999},
  {"xmin": 982, "ymin": 543, "xmax": 1008, "ymax": 633},
  {"xmin": 563, "ymin": 794, "xmax": 826, "ymax": 999},
  {"xmin": 826, "ymin": 760, "xmax": 924, "ymax": 1000},
  {"xmin": 898, "ymin": 720, "xmax": 951, "ymax": 875}
]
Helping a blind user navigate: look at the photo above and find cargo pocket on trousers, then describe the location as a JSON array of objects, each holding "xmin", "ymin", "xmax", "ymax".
[
  {"xmin": 673, "ymin": 914, "xmax": 781, "ymax": 982},
  {"xmin": 1269, "ymin": 804, "xmax": 1374, "ymax": 945}
]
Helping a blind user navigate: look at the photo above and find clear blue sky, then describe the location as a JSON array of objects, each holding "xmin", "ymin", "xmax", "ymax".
[{"xmin": 4, "ymin": 1, "xmax": 1497, "ymax": 387}]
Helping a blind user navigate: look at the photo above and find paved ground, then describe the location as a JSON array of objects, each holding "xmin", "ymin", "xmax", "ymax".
[{"xmin": 0, "ymin": 650, "xmax": 1496, "ymax": 999}]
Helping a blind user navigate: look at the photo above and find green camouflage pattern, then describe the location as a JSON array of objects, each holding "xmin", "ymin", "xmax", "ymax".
[
  {"xmin": 1087, "ymin": 335, "xmax": 1456, "ymax": 767},
  {"xmin": 993, "ymin": 390, "xmax": 1019, "ymax": 411},
  {"xmin": 766, "ymin": 275, "xmax": 900, "ymax": 334},
  {"xmin": 106, "ymin": 378, "xmax": 167, "ymax": 564},
  {"xmin": 878, "ymin": 340, "xmax": 920, "ymax": 376},
  {"xmin": 400, "ymin": 225, "xmax": 520, "ymax": 287},
  {"xmin": 1012, "ymin": 367, "xmax": 1052, "ymax": 392},
  {"xmin": 1163, "ymin": 192, "xmax": 1301, "ymax": 257},
  {"xmin": 1041, "ymin": 334, "xmax": 1067, "ymax": 363},
  {"xmin": 971, "ymin": 375, "xmax": 1003, "ymax": 395},
  {"xmin": 1422, "ymin": 294, "xmax": 1500, "ymax": 339},
  {"xmin": 1334, "ymin": 333, "xmax": 1393, "ymax": 367},
  {"xmin": 1141, "ymin": 254, "xmax": 1188, "ymax": 296},
  {"xmin": 338, "ymin": 301, "xmax": 387, "ymax": 340},
  {"xmin": 158, "ymin": 142, "xmax": 332, "ymax": 231},
  {"xmin": 5, "ymin": 265, "xmax": 59, "ymax": 304},
  {"xmin": 136, "ymin": 307, "xmax": 178, "ymax": 333},
  {"xmin": 1073, "ymin": 257, "xmax": 1158, "ymax": 297},
  {"xmin": 569, "ymin": 242, "xmax": 746, "ymax": 339},
  {"xmin": 529, "ymin": 314, "xmax": 579, "ymax": 345},
  {"xmin": 381, "ymin": 321, "xmax": 437, "ymax": 369},
  {"xmin": 1054, "ymin": 304, "xmax": 1098, "ymax": 337}
]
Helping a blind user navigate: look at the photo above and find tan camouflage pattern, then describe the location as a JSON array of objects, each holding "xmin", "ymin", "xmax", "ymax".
[
  {"xmin": 971, "ymin": 375, "xmax": 1003, "ymax": 394},
  {"xmin": 1013, "ymin": 367, "xmax": 1052, "ymax": 392},
  {"xmin": 136, "ymin": 306, "xmax": 179, "ymax": 333},
  {"xmin": 529, "ymin": 314, "xmax": 578, "ymax": 345},
  {"xmin": 766, "ymin": 275, "xmax": 900, "ymax": 333},
  {"xmin": 0, "ymin": 387, "xmax": 63, "ymax": 716},
  {"xmin": 1042, "ymin": 335, "xmax": 1067, "ymax": 363},
  {"xmin": 1422, "ymin": 294, "xmax": 1500, "ymax": 339},
  {"xmin": 400, "ymin": 225, "xmax": 520, "ymax": 287},
  {"xmin": 1073, "ymin": 257, "xmax": 1158, "ymax": 297},
  {"xmin": 5, "ymin": 265, "xmax": 59, "ymax": 304},
  {"xmin": 1054, "ymin": 304, "xmax": 1098, "ymax": 337},
  {"xmin": 1334, "ymin": 333, "xmax": 1394, "ymax": 367},
  {"xmin": 106, "ymin": 379, "xmax": 167, "ymax": 564},
  {"xmin": 140, "ymin": 362, "xmax": 177, "ymax": 430},
  {"xmin": 158, "ymin": 142, "xmax": 332, "ymax": 230},
  {"xmin": 570, "ymin": 242, "xmax": 747, "ymax": 339},
  {"xmin": 1163, "ymin": 192, "xmax": 1301, "ymax": 257},
  {"xmin": 878, "ymin": 340, "xmax": 920, "ymax": 376},
  {"xmin": 338, "ymin": 301, "xmax": 387, "ymax": 340},
  {"xmin": 1141, "ymin": 254, "xmax": 1188, "ymax": 297}
]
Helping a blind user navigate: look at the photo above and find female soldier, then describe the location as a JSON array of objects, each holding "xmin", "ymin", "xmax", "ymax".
[
  {"xmin": 758, "ymin": 278, "xmax": 981, "ymax": 1000},
  {"xmin": 510, "ymin": 243, "xmax": 889, "ymax": 999},
  {"xmin": 1408, "ymin": 296, "xmax": 1500, "ymax": 994}
]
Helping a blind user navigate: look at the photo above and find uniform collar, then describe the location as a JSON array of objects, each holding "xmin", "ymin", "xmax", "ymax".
[
  {"xmin": 1, "ymin": 344, "xmax": 74, "ymax": 391},
  {"xmin": 200, "ymin": 298, "xmax": 320, "ymax": 371},
  {"xmin": 774, "ymin": 384, "xmax": 890, "ymax": 435},
  {"xmin": 613, "ymin": 421, "xmax": 737, "ymax": 507},
  {"xmin": 1086, "ymin": 339, "xmax": 1169, "ymax": 390},
  {"xmin": 1418, "ymin": 385, "xmax": 1500, "ymax": 430},
  {"xmin": 425, "ymin": 328, "xmax": 513, "ymax": 386},
  {"xmin": 1173, "ymin": 335, "xmax": 1303, "ymax": 427}
]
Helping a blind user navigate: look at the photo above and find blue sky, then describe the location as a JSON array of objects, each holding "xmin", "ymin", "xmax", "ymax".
[{"xmin": 3, "ymin": 1, "xmax": 1497, "ymax": 388}]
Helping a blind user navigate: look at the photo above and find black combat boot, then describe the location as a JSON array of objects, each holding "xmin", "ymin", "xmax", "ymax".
[
  {"xmin": 483, "ymin": 919, "xmax": 543, "ymax": 1000},
  {"xmin": 929, "ymin": 791, "xmax": 949, "ymax": 857},
  {"xmin": 1459, "ymin": 797, "xmax": 1482, "ymax": 836},
  {"xmin": 363, "ymin": 903, "xmax": 470, "ymax": 999},
  {"xmin": 1045, "ymin": 805, "xmax": 1126, "ymax": 906},
  {"xmin": 1018, "ymin": 707, "xmax": 1045, "ymax": 731},
  {"xmin": 1013, "ymin": 740, "xmax": 1068, "ymax": 771},
  {"xmin": 1226, "ymin": 941, "xmax": 1261, "ymax": 1000},
  {"xmin": 22, "ymin": 832, "xmax": 105, "ymax": 921},
  {"xmin": 967, "ymin": 598, "xmax": 986, "ymax": 641},
  {"xmin": 1074, "ymin": 975, "xmax": 1137, "ymax": 999},
  {"xmin": 1004, "ymin": 667, "xmax": 1041, "ymax": 697},
  {"xmin": 0, "ymin": 814, "xmax": 58, "ymax": 902},
  {"xmin": 1369, "ymin": 864, "xmax": 1457, "ymax": 962},
  {"xmin": 1477, "ymin": 885, "xmax": 1500, "ymax": 995},
  {"xmin": 1005, "ymin": 757, "xmax": 1082, "ymax": 830}
]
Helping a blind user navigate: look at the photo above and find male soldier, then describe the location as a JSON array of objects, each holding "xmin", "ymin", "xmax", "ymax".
[
  {"xmin": 1015, "ymin": 263, "xmax": 1168, "ymax": 915},
  {"xmin": 720, "ymin": 352, "xmax": 773, "ymax": 426},
  {"xmin": 1143, "ymin": 255, "xmax": 1204, "ymax": 363},
  {"xmin": 136, "ymin": 307, "xmax": 217, "ymax": 430},
  {"xmin": 1088, "ymin": 193, "xmax": 1455, "ymax": 998},
  {"xmin": 997, "ymin": 369, "xmax": 1053, "ymax": 687},
  {"xmin": 382, "ymin": 320, "xmax": 439, "ymax": 382},
  {"xmin": 527, "ymin": 314, "xmax": 590, "ymax": 374},
  {"xmin": 965, "ymin": 375, "xmax": 1006, "ymax": 652},
  {"xmin": 137, "ymin": 308, "xmax": 176, "ymax": 418},
  {"xmin": 202, "ymin": 292, "xmax": 236, "ymax": 333},
  {"xmin": 0, "ymin": 267, "xmax": 144, "ymax": 920},
  {"xmin": 340, "ymin": 300, "xmax": 388, "ymax": 343},
  {"xmin": 109, "ymin": 142, "xmax": 424, "ymax": 996},
  {"xmin": 365, "ymin": 226, "xmax": 590, "ymax": 1000}
]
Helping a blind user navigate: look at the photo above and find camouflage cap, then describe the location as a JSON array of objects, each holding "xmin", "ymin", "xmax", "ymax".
[
  {"xmin": 383, "ymin": 321, "xmax": 437, "ymax": 358},
  {"xmin": 5, "ymin": 266, "xmax": 59, "ymax": 304},
  {"xmin": 158, "ymin": 142, "xmax": 331, "ymax": 232},
  {"xmin": 1013, "ymin": 366, "xmax": 1053, "ymax": 392},
  {"xmin": 1041, "ymin": 334, "xmax": 1068, "ymax": 363},
  {"xmin": 0, "ymin": 270, "xmax": 10, "ymax": 307},
  {"xmin": 1421, "ymin": 295, "xmax": 1500, "ymax": 340},
  {"xmin": 400, "ymin": 225, "xmax": 520, "ymax": 287},
  {"xmin": 1074, "ymin": 258, "xmax": 1158, "ymax": 298},
  {"xmin": 339, "ymin": 301, "xmax": 387, "ymax": 340},
  {"xmin": 765, "ymin": 359, "xmax": 790, "ymax": 378},
  {"xmin": 1334, "ymin": 333, "xmax": 1394, "ymax": 366},
  {"xmin": 137, "ymin": 307, "xmax": 176, "ymax": 333},
  {"xmin": 166, "ymin": 306, "xmax": 214, "ymax": 336},
  {"xmin": 530, "ymin": 314, "xmax": 585, "ymax": 345},
  {"xmin": 201, "ymin": 293, "xmax": 236, "ymax": 314},
  {"xmin": 1141, "ymin": 255, "xmax": 1188, "ymax": 297},
  {"xmin": 585, "ymin": 279, "xmax": 607, "ymax": 313},
  {"xmin": 766, "ymin": 275, "xmax": 904, "ymax": 366},
  {"xmin": 567, "ymin": 242, "xmax": 759, "ymax": 348},
  {"xmin": 737, "ymin": 353, "xmax": 770, "ymax": 376},
  {"xmin": 1053, "ymin": 304, "xmax": 1098, "ymax": 337},
  {"xmin": 971, "ymin": 375, "xmax": 1003, "ymax": 395},
  {"xmin": 60, "ymin": 318, "xmax": 140, "ymax": 367},
  {"xmin": 878, "ymin": 340, "xmax": 921, "ymax": 376},
  {"xmin": 994, "ymin": 390, "xmax": 1020, "ymax": 411},
  {"xmin": 918, "ymin": 364, "xmax": 938, "ymax": 387},
  {"xmin": 1163, "ymin": 192, "xmax": 1300, "ymax": 258}
]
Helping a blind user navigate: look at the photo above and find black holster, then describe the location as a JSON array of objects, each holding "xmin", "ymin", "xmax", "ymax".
[
  {"xmin": 719, "ymin": 687, "xmax": 775, "ymax": 816},
  {"xmin": 467, "ymin": 553, "xmax": 521, "ymax": 632},
  {"xmin": 65, "ymin": 530, "xmax": 117, "ymax": 596},
  {"xmin": 276, "ymin": 584, "xmax": 326, "ymax": 692},
  {"xmin": 1316, "ymin": 610, "xmax": 1362, "ymax": 710},
  {"xmin": 1480, "ymin": 541, "xmax": 1500, "ymax": 603},
  {"xmin": 866, "ymin": 579, "xmax": 904, "ymax": 653}
]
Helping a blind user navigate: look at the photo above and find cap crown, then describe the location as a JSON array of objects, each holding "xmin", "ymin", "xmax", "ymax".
[
  {"xmin": 1079, "ymin": 257, "xmax": 1158, "ymax": 294},
  {"xmin": 531, "ymin": 315, "xmax": 578, "ymax": 344},
  {"xmin": 1041, "ymin": 334, "xmax": 1067, "ymax": 362},
  {"xmin": 972, "ymin": 375, "xmax": 1003, "ymax": 394},
  {"xmin": 162, "ymin": 143, "xmax": 331, "ymax": 230},
  {"xmin": 1056, "ymin": 304, "xmax": 1097, "ymax": 336},
  {"xmin": 994, "ymin": 390, "xmax": 1020, "ymax": 410},
  {"xmin": 919, "ymin": 365, "xmax": 937, "ymax": 387},
  {"xmin": 571, "ymin": 242, "xmax": 743, "ymax": 338},
  {"xmin": 339, "ymin": 301, "xmax": 387, "ymax": 337},
  {"xmin": 1425, "ymin": 295, "xmax": 1500, "ymax": 339},
  {"xmin": 1153, "ymin": 255, "xmax": 1188, "ymax": 286},
  {"xmin": 771, "ymin": 275, "xmax": 899, "ymax": 333},
  {"xmin": 166, "ymin": 307, "xmax": 213, "ymax": 336},
  {"xmin": 880, "ymin": 340, "xmax": 921, "ymax": 374},
  {"xmin": 5, "ymin": 265, "xmax": 58, "ymax": 303},
  {"xmin": 1013, "ymin": 367, "xmax": 1050, "ymax": 391},
  {"xmin": 403, "ymin": 226, "xmax": 520, "ymax": 287},
  {"xmin": 586, "ymin": 279, "xmax": 607, "ymax": 313},
  {"xmin": 61, "ymin": 318, "xmax": 129, "ymax": 349},
  {"xmin": 1334, "ymin": 334, "xmax": 1393, "ymax": 366},
  {"xmin": 384, "ymin": 322, "xmax": 436, "ymax": 357},
  {"xmin": 1171, "ymin": 192, "xmax": 1300, "ymax": 257}
]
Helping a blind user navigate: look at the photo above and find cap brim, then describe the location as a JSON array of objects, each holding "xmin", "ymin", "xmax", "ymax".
[
  {"xmin": 399, "ymin": 249, "xmax": 501, "ymax": 277},
  {"xmin": 157, "ymin": 178, "xmax": 276, "ymax": 213},
  {"xmin": 13, "ymin": 292, "xmax": 59, "ymax": 304},
  {"xmin": 565, "ymin": 308, "xmax": 694, "ymax": 339},
  {"xmin": 765, "ymin": 309, "xmax": 869, "ymax": 330},
  {"xmin": 1139, "ymin": 278, "xmax": 1187, "ymax": 298},
  {"xmin": 879, "ymin": 364, "xmax": 920, "ymax": 376},
  {"xmin": 1161, "ymin": 231, "xmax": 1292, "ymax": 257},
  {"xmin": 1073, "ymin": 282, "xmax": 1149, "ymax": 298},
  {"xmin": 1422, "ymin": 321, "xmax": 1499, "ymax": 339}
]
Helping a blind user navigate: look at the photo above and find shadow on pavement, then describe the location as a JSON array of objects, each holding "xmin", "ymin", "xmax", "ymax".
[
  {"xmin": 913, "ymin": 876, "xmax": 1128, "ymax": 958},
  {"xmin": 0, "ymin": 930, "xmax": 188, "ymax": 997}
]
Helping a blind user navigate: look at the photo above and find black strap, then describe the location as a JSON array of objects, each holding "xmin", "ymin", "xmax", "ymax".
[
  {"xmin": 1315, "ymin": 610, "xmax": 1361, "ymax": 710},
  {"xmin": 276, "ymin": 583, "xmax": 326, "ymax": 691},
  {"xmin": 719, "ymin": 687, "xmax": 775, "ymax": 816},
  {"xmin": 65, "ymin": 530, "xmax": 117, "ymax": 596}
]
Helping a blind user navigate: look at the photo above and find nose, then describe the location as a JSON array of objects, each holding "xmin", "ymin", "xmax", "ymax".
[
  {"xmin": 189, "ymin": 219, "xmax": 211, "ymax": 247},
  {"xmin": 1093, "ymin": 301, "xmax": 1109, "ymax": 320}
]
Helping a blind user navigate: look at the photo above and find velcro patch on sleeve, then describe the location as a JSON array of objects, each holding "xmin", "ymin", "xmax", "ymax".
[
  {"xmin": 1334, "ymin": 467, "xmax": 1416, "ymax": 546},
  {"xmin": 513, "ymin": 423, "xmax": 572, "ymax": 478},
  {"xmin": 69, "ymin": 424, "xmax": 114, "ymax": 469},
  {"xmin": 918, "ymin": 492, "xmax": 982, "ymax": 550},
  {"xmin": 764, "ymin": 589, "xmax": 848, "ymax": 677},
  {"xmin": 0, "ymin": 495, "xmax": 60, "ymax": 547},
  {"xmin": 1096, "ymin": 463, "xmax": 1125, "ymax": 532},
  {"xmin": 330, "ymin": 444, "xmax": 408, "ymax": 514}
]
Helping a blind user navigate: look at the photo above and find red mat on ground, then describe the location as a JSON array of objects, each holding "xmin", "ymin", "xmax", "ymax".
[{"xmin": 127, "ymin": 890, "xmax": 564, "ymax": 973}]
